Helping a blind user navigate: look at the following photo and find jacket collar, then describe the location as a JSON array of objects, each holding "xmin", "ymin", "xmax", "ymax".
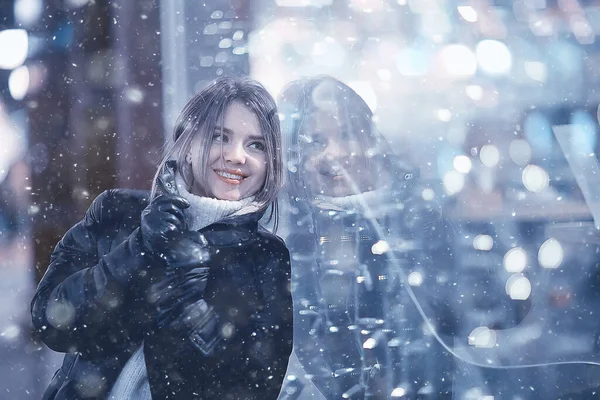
[
  {"xmin": 200, "ymin": 213, "xmax": 262, "ymax": 246},
  {"xmin": 158, "ymin": 160, "xmax": 265, "ymax": 245}
]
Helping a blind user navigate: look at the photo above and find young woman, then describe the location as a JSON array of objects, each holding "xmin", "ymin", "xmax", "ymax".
[
  {"xmin": 31, "ymin": 77, "xmax": 292, "ymax": 400},
  {"xmin": 278, "ymin": 76, "xmax": 455, "ymax": 399}
]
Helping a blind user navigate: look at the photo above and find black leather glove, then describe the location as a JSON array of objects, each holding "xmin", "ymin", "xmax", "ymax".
[
  {"xmin": 149, "ymin": 267, "xmax": 222, "ymax": 355},
  {"xmin": 161, "ymin": 230, "xmax": 211, "ymax": 270},
  {"xmin": 141, "ymin": 194, "xmax": 189, "ymax": 252},
  {"xmin": 149, "ymin": 267, "xmax": 209, "ymax": 318},
  {"xmin": 140, "ymin": 195, "xmax": 210, "ymax": 269}
]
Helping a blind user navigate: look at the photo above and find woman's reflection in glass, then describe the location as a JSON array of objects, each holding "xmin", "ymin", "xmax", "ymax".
[{"xmin": 278, "ymin": 76, "xmax": 455, "ymax": 400}]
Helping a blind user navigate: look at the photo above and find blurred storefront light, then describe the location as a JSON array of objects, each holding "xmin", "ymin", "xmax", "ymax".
[
  {"xmin": 363, "ymin": 338, "xmax": 377, "ymax": 349},
  {"xmin": 219, "ymin": 38, "xmax": 233, "ymax": 49},
  {"xmin": 480, "ymin": 145, "xmax": 500, "ymax": 168},
  {"xmin": 504, "ymin": 247, "xmax": 527, "ymax": 273},
  {"xmin": 0, "ymin": 105, "xmax": 26, "ymax": 184},
  {"xmin": 14, "ymin": 0, "xmax": 43, "ymax": 27},
  {"xmin": 453, "ymin": 155, "xmax": 472, "ymax": 174},
  {"xmin": 436, "ymin": 108, "xmax": 452, "ymax": 122},
  {"xmin": 65, "ymin": 0, "xmax": 90, "ymax": 8},
  {"xmin": 407, "ymin": 271, "xmax": 423, "ymax": 286},
  {"xmin": 457, "ymin": 6, "xmax": 478, "ymax": 23},
  {"xmin": 8, "ymin": 65, "xmax": 29, "ymax": 101},
  {"xmin": 529, "ymin": 16, "xmax": 554, "ymax": 36},
  {"xmin": 443, "ymin": 170, "xmax": 465, "ymax": 195},
  {"xmin": 506, "ymin": 274, "xmax": 532, "ymax": 300},
  {"xmin": 465, "ymin": 85, "xmax": 483, "ymax": 100},
  {"xmin": 570, "ymin": 15, "xmax": 595, "ymax": 45},
  {"xmin": 371, "ymin": 240, "xmax": 390, "ymax": 255},
  {"xmin": 476, "ymin": 40, "xmax": 512, "ymax": 75},
  {"xmin": 232, "ymin": 30, "xmax": 244, "ymax": 40},
  {"xmin": 538, "ymin": 238, "xmax": 563, "ymax": 269},
  {"xmin": 439, "ymin": 44, "xmax": 477, "ymax": 78},
  {"xmin": 509, "ymin": 139, "xmax": 532, "ymax": 166},
  {"xmin": 524, "ymin": 61, "xmax": 547, "ymax": 82},
  {"xmin": 473, "ymin": 234, "xmax": 493, "ymax": 251},
  {"xmin": 421, "ymin": 188, "xmax": 435, "ymax": 201},
  {"xmin": 0, "ymin": 30, "xmax": 28, "ymax": 70},
  {"xmin": 391, "ymin": 387, "xmax": 407, "ymax": 397},
  {"xmin": 522, "ymin": 164, "xmax": 549, "ymax": 193},
  {"xmin": 468, "ymin": 326, "xmax": 497, "ymax": 348}
]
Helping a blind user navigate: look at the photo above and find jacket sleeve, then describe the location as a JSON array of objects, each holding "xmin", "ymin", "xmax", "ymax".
[
  {"xmin": 165, "ymin": 240, "xmax": 293, "ymax": 398},
  {"xmin": 30, "ymin": 189, "xmax": 152, "ymax": 355}
]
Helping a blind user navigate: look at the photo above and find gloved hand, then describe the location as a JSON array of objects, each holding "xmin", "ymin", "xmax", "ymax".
[
  {"xmin": 162, "ymin": 230, "xmax": 211, "ymax": 269},
  {"xmin": 140, "ymin": 195, "xmax": 210, "ymax": 269},
  {"xmin": 140, "ymin": 194, "xmax": 189, "ymax": 254},
  {"xmin": 149, "ymin": 267, "xmax": 210, "ymax": 321},
  {"xmin": 149, "ymin": 267, "xmax": 221, "ymax": 355}
]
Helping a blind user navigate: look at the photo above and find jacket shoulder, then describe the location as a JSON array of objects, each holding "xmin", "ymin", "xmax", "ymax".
[{"xmin": 86, "ymin": 189, "xmax": 150, "ymax": 226}]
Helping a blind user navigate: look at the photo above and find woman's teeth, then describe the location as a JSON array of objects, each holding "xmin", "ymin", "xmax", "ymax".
[{"xmin": 217, "ymin": 171, "xmax": 245, "ymax": 180}]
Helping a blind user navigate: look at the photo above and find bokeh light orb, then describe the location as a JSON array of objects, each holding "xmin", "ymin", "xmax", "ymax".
[
  {"xmin": 509, "ymin": 139, "xmax": 532, "ymax": 166},
  {"xmin": 443, "ymin": 171, "xmax": 466, "ymax": 195},
  {"xmin": 504, "ymin": 247, "xmax": 527, "ymax": 273},
  {"xmin": 480, "ymin": 145, "xmax": 500, "ymax": 168},
  {"xmin": 476, "ymin": 40, "xmax": 512, "ymax": 75},
  {"xmin": 538, "ymin": 238, "xmax": 564, "ymax": 269},
  {"xmin": 522, "ymin": 164, "xmax": 549, "ymax": 193},
  {"xmin": 439, "ymin": 44, "xmax": 477, "ymax": 78},
  {"xmin": 506, "ymin": 274, "xmax": 532, "ymax": 300},
  {"xmin": 453, "ymin": 155, "xmax": 472, "ymax": 174}
]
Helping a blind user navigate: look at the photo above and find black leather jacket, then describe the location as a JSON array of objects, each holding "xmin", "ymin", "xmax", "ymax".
[{"xmin": 31, "ymin": 188, "xmax": 292, "ymax": 400}]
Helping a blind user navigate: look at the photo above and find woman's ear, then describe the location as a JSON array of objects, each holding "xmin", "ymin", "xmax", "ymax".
[{"xmin": 185, "ymin": 153, "xmax": 193, "ymax": 164}]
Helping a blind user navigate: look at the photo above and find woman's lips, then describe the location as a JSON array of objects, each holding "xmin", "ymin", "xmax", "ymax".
[
  {"xmin": 320, "ymin": 170, "xmax": 345, "ymax": 181},
  {"xmin": 215, "ymin": 169, "xmax": 247, "ymax": 185}
]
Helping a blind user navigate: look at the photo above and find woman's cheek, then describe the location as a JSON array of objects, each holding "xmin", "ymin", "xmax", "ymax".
[{"xmin": 302, "ymin": 157, "xmax": 319, "ymax": 173}]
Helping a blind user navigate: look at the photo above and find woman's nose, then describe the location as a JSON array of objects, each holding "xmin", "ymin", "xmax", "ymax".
[
  {"xmin": 322, "ymin": 141, "xmax": 347, "ymax": 161},
  {"xmin": 224, "ymin": 142, "xmax": 246, "ymax": 164}
]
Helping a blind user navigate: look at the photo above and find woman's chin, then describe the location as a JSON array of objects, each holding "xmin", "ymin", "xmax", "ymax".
[
  {"xmin": 217, "ymin": 194, "xmax": 241, "ymax": 201},
  {"xmin": 212, "ymin": 190, "xmax": 252, "ymax": 202}
]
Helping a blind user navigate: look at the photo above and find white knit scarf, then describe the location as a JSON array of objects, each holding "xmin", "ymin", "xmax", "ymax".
[
  {"xmin": 108, "ymin": 175, "xmax": 259, "ymax": 400},
  {"xmin": 175, "ymin": 173, "xmax": 260, "ymax": 230}
]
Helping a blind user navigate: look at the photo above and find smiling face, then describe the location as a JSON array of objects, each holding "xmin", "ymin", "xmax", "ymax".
[
  {"xmin": 301, "ymin": 108, "xmax": 372, "ymax": 197},
  {"xmin": 190, "ymin": 102, "xmax": 267, "ymax": 201}
]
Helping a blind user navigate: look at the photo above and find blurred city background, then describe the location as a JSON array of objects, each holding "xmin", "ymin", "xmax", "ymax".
[{"xmin": 2, "ymin": 0, "xmax": 600, "ymax": 398}]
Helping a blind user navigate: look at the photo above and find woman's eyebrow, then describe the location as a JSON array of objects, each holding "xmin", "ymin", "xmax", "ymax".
[
  {"xmin": 247, "ymin": 135, "xmax": 265, "ymax": 141},
  {"xmin": 214, "ymin": 127, "xmax": 263, "ymax": 141},
  {"xmin": 214, "ymin": 126, "xmax": 234, "ymax": 134}
]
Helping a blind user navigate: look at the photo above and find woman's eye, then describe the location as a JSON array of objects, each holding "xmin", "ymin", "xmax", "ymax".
[
  {"xmin": 212, "ymin": 133, "xmax": 227, "ymax": 142},
  {"xmin": 313, "ymin": 139, "xmax": 326, "ymax": 148},
  {"xmin": 309, "ymin": 134, "xmax": 326, "ymax": 147},
  {"xmin": 249, "ymin": 141, "xmax": 265, "ymax": 151}
]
